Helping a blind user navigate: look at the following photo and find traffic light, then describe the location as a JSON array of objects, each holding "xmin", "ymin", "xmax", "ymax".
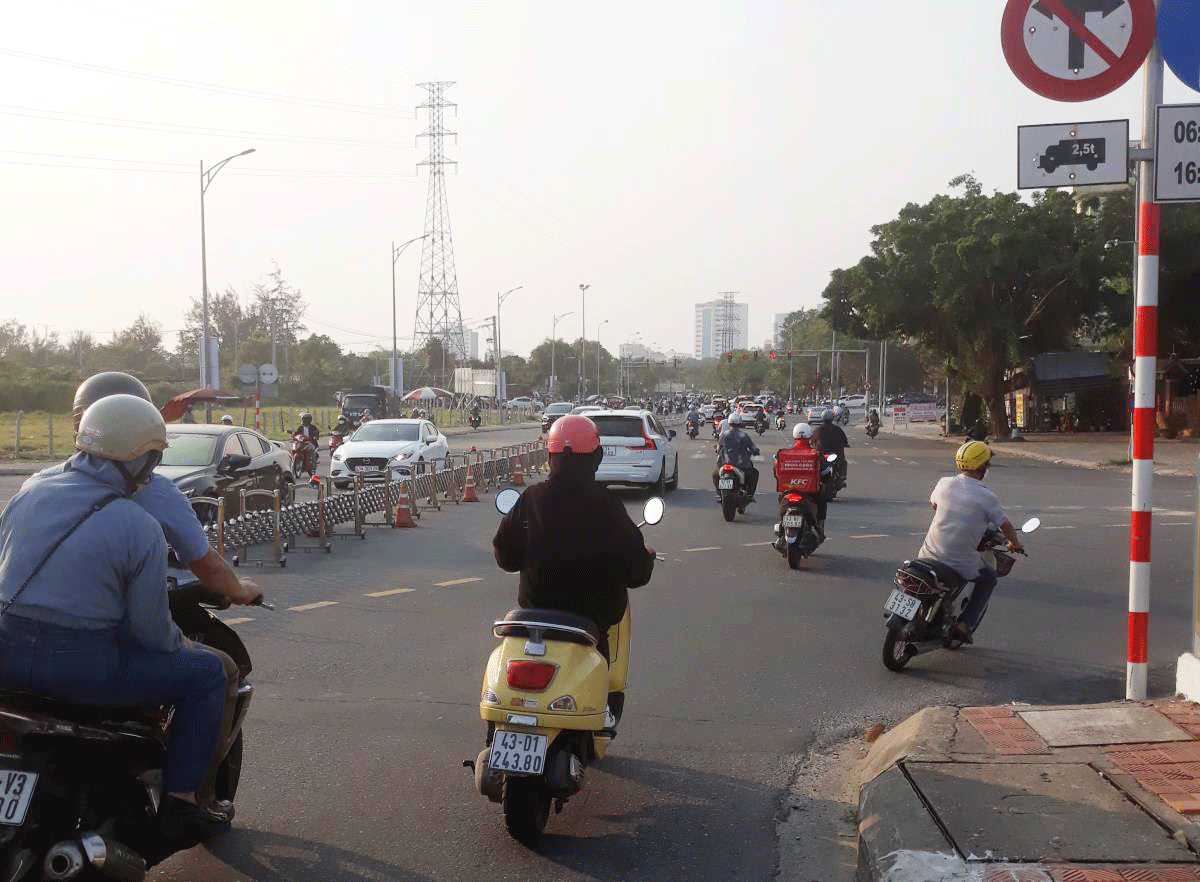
[{"xmin": 769, "ymin": 350, "xmax": 777, "ymax": 361}]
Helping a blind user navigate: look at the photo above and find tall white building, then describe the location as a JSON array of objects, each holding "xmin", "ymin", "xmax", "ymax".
[
  {"xmin": 462, "ymin": 328, "xmax": 480, "ymax": 361},
  {"xmin": 773, "ymin": 313, "xmax": 791, "ymax": 348},
  {"xmin": 694, "ymin": 299, "xmax": 749, "ymax": 360}
]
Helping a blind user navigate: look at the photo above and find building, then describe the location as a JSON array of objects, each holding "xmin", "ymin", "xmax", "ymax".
[
  {"xmin": 620, "ymin": 342, "xmax": 670, "ymax": 363},
  {"xmin": 464, "ymin": 328, "xmax": 480, "ymax": 361},
  {"xmin": 774, "ymin": 313, "xmax": 790, "ymax": 348},
  {"xmin": 694, "ymin": 299, "xmax": 749, "ymax": 360}
]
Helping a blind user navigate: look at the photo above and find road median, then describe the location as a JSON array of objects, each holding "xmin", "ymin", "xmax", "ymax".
[{"xmin": 857, "ymin": 700, "xmax": 1200, "ymax": 880}]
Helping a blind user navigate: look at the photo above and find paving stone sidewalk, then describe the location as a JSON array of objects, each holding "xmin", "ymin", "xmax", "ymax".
[
  {"xmin": 883, "ymin": 422, "xmax": 1199, "ymax": 477},
  {"xmin": 858, "ymin": 700, "xmax": 1200, "ymax": 881}
]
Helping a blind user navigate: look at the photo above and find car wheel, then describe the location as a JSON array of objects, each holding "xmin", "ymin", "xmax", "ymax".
[
  {"xmin": 650, "ymin": 461, "xmax": 667, "ymax": 496},
  {"xmin": 667, "ymin": 454, "xmax": 679, "ymax": 490}
]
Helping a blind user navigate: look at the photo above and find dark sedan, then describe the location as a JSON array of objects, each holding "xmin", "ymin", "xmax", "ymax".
[
  {"xmin": 540, "ymin": 401, "xmax": 575, "ymax": 433},
  {"xmin": 155, "ymin": 424, "xmax": 295, "ymax": 520}
]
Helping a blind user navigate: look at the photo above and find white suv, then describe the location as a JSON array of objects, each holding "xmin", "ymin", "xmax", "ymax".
[{"xmin": 588, "ymin": 410, "xmax": 679, "ymax": 494}]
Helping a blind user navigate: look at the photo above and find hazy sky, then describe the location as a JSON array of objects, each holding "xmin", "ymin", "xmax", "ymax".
[{"xmin": 3, "ymin": 0, "xmax": 1197, "ymax": 362}]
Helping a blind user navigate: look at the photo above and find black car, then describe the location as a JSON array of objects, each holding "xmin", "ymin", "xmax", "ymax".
[
  {"xmin": 540, "ymin": 401, "xmax": 575, "ymax": 433},
  {"xmin": 155, "ymin": 424, "xmax": 295, "ymax": 520}
]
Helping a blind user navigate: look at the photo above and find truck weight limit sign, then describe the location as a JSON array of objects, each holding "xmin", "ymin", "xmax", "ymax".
[
  {"xmin": 1155, "ymin": 105, "xmax": 1200, "ymax": 202},
  {"xmin": 1001, "ymin": 0, "xmax": 1156, "ymax": 102}
]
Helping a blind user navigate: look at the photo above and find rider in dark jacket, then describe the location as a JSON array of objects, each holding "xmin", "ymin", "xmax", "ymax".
[
  {"xmin": 713, "ymin": 412, "xmax": 760, "ymax": 497},
  {"xmin": 811, "ymin": 410, "xmax": 850, "ymax": 483},
  {"xmin": 492, "ymin": 416, "xmax": 654, "ymax": 657}
]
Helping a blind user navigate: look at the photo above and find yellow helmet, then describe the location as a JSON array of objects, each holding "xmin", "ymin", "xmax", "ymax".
[{"xmin": 955, "ymin": 440, "xmax": 992, "ymax": 472}]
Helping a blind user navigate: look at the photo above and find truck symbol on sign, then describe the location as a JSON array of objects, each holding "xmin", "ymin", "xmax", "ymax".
[{"xmin": 1038, "ymin": 138, "xmax": 1106, "ymax": 173}]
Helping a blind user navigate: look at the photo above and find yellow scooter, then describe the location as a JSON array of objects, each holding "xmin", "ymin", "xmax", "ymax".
[{"xmin": 467, "ymin": 488, "xmax": 664, "ymax": 845}]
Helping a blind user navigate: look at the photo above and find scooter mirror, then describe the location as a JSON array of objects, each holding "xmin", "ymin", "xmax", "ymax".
[
  {"xmin": 642, "ymin": 497, "xmax": 665, "ymax": 526},
  {"xmin": 1021, "ymin": 516, "xmax": 1041, "ymax": 533},
  {"xmin": 495, "ymin": 487, "xmax": 521, "ymax": 515},
  {"xmin": 825, "ymin": 453, "xmax": 839, "ymax": 462}
]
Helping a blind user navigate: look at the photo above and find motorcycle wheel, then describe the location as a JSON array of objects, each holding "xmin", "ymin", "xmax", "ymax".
[
  {"xmin": 721, "ymin": 496, "xmax": 737, "ymax": 522},
  {"xmin": 215, "ymin": 731, "xmax": 243, "ymax": 802},
  {"xmin": 292, "ymin": 454, "xmax": 303, "ymax": 475},
  {"xmin": 786, "ymin": 541, "xmax": 803, "ymax": 570},
  {"xmin": 882, "ymin": 629, "xmax": 913, "ymax": 672},
  {"xmin": 502, "ymin": 775, "xmax": 552, "ymax": 846}
]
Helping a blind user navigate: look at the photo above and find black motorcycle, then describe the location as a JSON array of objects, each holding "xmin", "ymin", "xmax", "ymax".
[
  {"xmin": 754, "ymin": 417, "xmax": 767, "ymax": 437},
  {"xmin": 469, "ymin": 412, "xmax": 482, "ymax": 430},
  {"xmin": 865, "ymin": 420, "xmax": 880, "ymax": 439},
  {"xmin": 686, "ymin": 418, "xmax": 699, "ymax": 439},
  {"xmin": 0, "ymin": 573, "xmax": 270, "ymax": 878},
  {"xmin": 881, "ymin": 518, "xmax": 1039, "ymax": 671},
  {"xmin": 715, "ymin": 463, "xmax": 753, "ymax": 522}
]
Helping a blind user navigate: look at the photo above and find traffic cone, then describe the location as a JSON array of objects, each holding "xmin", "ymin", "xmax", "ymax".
[
  {"xmin": 393, "ymin": 482, "xmax": 417, "ymax": 528},
  {"xmin": 510, "ymin": 459, "xmax": 525, "ymax": 487},
  {"xmin": 309, "ymin": 474, "xmax": 321, "ymax": 486},
  {"xmin": 463, "ymin": 472, "xmax": 480, "ymax": 503}
]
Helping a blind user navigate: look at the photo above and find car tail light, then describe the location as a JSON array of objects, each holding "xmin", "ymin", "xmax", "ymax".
[
  {"xmin": 629, "ymin": 432, "xmax": 657, "ymax": 451},
  {"xmin": 784, "ymin": 493, "xmax": 803, "ymax": 504},
  {"xmin": 506, "ymin": 660, "xmax": 556, "ymax": 691}
]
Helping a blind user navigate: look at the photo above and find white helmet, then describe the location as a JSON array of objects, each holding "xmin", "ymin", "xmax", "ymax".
[
  {"xmin": 220, "ymin": 415, "xmax": 233, "ymax": 425},
  {"xmin": 793, "ymin": 422, "xmax": 813, "ymax": 440},
  {"xmin": 728, "ymin": 411, "xmax": 744, "ymax": 426},
  {"xmin": 77, "ymin": 394, "xmax": 168, "ymax": 462}
]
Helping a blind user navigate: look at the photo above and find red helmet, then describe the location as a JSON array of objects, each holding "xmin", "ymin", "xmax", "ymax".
[{"xmin": 546, "ymin": 415, "xmax": 600, "ymax": 454}]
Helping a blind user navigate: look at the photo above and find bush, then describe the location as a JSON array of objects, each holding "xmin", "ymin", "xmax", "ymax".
[{"xmin": 1163, "ymin": 411, "xmax": 1188, "ymax": 439}]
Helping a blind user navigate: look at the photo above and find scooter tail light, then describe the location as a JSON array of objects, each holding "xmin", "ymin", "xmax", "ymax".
[
  {"xmin": 720, "ymin": 464, "xmax": 735, "ymax": 473},
  {"xmin": 784, "ymin": 493, "xmax": 803, "ymax": 504},
  {"xmin": 548, "ymin": 695, "xmax": 576, "ymax": 712},
  {"xmin": 506, "ymin": 660, "xmax": 556, "ymax": 691},
  {"xmin": 482, "ymin": 687, "xmax": 499, "ymax": 704}
]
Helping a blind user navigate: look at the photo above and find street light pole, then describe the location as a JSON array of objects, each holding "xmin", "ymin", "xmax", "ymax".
[
  {"xmin": 551, "ymin": 311, "xmax": 573, "ymax": 400},
  {"xmin": 392, "ymin": 235, "xmax": 427, "ymax": 397},
  {"xmin": 199, "ymin": 148, "xmax": 255, "ymax": 389},
  {"xmin": 596, "ymin": 319, "xmax": 609, "ymax": 397},
  {"xmin": 578, "ymin": 284, "xmax": 589, "ymax": 402}
]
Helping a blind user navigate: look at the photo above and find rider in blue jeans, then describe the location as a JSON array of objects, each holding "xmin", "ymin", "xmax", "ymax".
[{"xmin": 0, "ymin": 394, "xmax": 230, "ymax": 842}]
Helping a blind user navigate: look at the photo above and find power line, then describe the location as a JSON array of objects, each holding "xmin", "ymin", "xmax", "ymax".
[{"xmin": 0, "ymin": 158, "xmax": 416, "ymax": 179}]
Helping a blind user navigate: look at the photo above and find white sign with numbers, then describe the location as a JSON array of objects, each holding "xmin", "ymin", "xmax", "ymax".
[{"xmin": 1156, "ymin": 104, "xmax": 1200, "ymax": 202}]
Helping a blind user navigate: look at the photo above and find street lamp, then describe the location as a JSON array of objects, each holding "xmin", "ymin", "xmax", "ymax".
[
  {"xmin": 578, "ymin": 284, "xmax": 589, "ymax": 402},
  {"xmin": 392, "ymin": 235, "xmax": 427, "ymax": 396},
  {"xmin": 551, "ymin": 311, "xmax": 574, "ymax": 400},
  {"xmin": 596, "ymin": 319, "xmax": 609, "ymax": 396},
  {"xmin": 199, "ymin": 148, "xmax": 255, "ymax": 389},
  {"xmin": 496, "ymin": 286, "xmax": 523, "ymax": 385}
]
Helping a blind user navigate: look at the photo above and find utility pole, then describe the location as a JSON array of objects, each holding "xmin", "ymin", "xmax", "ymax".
[{"xmin": 578, "ymin": 284, "xmax": 589, "ymax": 402}]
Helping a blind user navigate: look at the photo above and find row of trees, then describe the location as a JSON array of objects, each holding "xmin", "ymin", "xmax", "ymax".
[{"xmin": 821, "ymin": 176, "xmax": 1200, "ymax": 435}]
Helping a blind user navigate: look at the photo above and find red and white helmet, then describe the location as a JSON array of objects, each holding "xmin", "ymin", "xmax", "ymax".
[{"xmin": 546, "ymin": 415, "xmax": 600, "ymax": 454}]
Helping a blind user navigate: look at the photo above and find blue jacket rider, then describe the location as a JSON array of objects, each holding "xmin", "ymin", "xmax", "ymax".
[{"xmin": 713, "ymin": 412, "xmax": 760, "ymax": 497}]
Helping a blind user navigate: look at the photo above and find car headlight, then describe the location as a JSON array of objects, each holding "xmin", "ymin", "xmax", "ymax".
[
  {"xmin": 332, "ymin": 451, "xmax": 343, "ymax": 461},
  {"xmin": 388, "ymin": 452, "xmax": 411, "ymax": 465}
]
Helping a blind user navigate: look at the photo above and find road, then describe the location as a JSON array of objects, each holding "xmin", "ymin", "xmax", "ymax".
[{"xmin": 5, "ymin": 420, "xmax": 1198, "ymax": 880}]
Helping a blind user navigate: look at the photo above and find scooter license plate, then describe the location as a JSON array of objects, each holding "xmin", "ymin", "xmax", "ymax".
[
  {"xmin": 490, "ymin": 730, "xmax": 548, "ymax": 776},
  {"xmin": 782, "ymin": 514, "xmax": 804, "ymax": 528},
  {"xmin": 0, "ymin": 770, "xmax": 38, "ymax": 826},
  {"xmin": 884, "ymin": 589, "xmax": 921, "ymax": 621},
  {"xmin": 718, "ymin": 479, "xmax": 734, "ymax": 490}
]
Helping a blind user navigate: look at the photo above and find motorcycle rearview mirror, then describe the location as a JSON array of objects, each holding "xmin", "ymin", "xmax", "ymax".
[
  {"xmin": 825, "ymin": 453, "xmax": 838, "ymax": 462},
  {"xmin": 641, "ymin": 497, "xmax": 665, "ymax": 527},
  {"xmin": 495, "ymin": 487, "xmax": 521, "ymax": 515},
  {"xmin": 1021, "ymin": 516, "xmax": 1041, "ymax": 533}
]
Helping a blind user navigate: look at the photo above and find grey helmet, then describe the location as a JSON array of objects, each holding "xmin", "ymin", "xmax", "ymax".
[{"xmin": 822, "ymin": 409, "xmax": 835, "ymax": 423}]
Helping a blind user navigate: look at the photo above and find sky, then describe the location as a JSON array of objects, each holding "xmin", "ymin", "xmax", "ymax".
[{"xmin": 3, "ymin": 0, "xmax": 1199, "ymax": 365}]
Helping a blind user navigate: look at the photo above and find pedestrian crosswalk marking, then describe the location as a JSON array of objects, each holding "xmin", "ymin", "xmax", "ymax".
[
  {"xmin": 365, "ymin": 588, "xmax": 416, "ymax": 597},
  {"xmin": 436, "ymin": 577, "xmax": 483, "ymax": 587},
  {"xmin": 288, "ymin": 601, "xmax": 339, "ymax": 612}
]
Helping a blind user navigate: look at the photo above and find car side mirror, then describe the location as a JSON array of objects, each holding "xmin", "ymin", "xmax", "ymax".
[
  {"xmin": 668, "ymin": 430, "xmax": 677, "ymax": 439},
  {"xmin": 220, "ymin": 453, "xmax": 252, "ymax": 474}
]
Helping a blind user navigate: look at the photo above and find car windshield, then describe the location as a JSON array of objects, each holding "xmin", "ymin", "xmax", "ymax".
[
  {"xmin": 547, "ymin": 403, "xmax": 572, "ymax": 414},
  {"xmin": 343, "ymin": 395, "xmax": 379, "ymax": 410},
  {"xmin": 351, "ymin": 423, "xmax": 420, "ymax": 443},
  {"xmin": 160, "ymin": 433, "xmax": 219, "ymax": 467},
  {"xmin": 590, "ymin": 416, "xmax": 644, "ymax": 438}
]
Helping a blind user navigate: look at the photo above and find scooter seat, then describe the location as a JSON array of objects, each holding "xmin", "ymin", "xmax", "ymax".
[
  {"xmin": 0, "ymin": 689, "xmax": 167, "ymax": 740},
  {"xmin": 909, "ymin": 558, "xmax": 967, "ymax": 590},
  {"xmin": 494, "ymin": 609, "xmax": 601, "ymax": 647}
]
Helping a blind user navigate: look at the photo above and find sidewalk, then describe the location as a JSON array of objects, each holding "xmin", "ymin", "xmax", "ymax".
[
  {"xmin": 858, "ymin": 700, "xmax": 1200, "ymax": 881},
  {"xmin": 885, "ymin": 422, "xmax": 1199, "ymax": 477}
]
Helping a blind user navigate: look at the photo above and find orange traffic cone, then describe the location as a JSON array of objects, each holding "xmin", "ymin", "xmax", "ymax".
[
  {"xmin": 510, "ymin": 459, "xmax": 525, "ymax": 487},
  {"xmin": 463, "ymin": 472, "xmax": 480, "ymax": 502},
  {"xmin": 393, "ymin": 482, "xmax": 417, "ymax": 528}
]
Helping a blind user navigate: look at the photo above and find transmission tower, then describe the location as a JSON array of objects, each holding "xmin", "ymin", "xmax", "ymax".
[
  {"xmin": 717, "ymin": 291, "xmax": 740, "ymax": 354},
  {"xmin": 413, "ymin": 82, "xmax": 467, "ymax": 368}
]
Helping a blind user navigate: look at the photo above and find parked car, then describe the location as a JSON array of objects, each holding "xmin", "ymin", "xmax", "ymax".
[
  {"xmin": 156, "ymin": 424, "xmax": 294, "ymax": 520},
  {"xmin": 589, "ymin": 409, "xmax": 679, "ymax": 494},
  {"xmin": 329, "ymin": 419, "xmax": 449, "ymax": 489},
  {"xmin": 503, "ymin": 396, "xmax": 543, "ymax": 412},
  {"xmin": 541, "ymin": 401, "xmax": 575, "ymax": 433}
]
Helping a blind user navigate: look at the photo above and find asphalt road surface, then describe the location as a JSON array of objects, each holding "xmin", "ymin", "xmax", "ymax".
[{"xmin": 5, "ymin": 420, "xmax": 1199, "ymax": 880}]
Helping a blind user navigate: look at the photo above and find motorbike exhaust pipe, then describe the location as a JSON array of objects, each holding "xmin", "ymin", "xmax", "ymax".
[{"xmin": 44, "ymin": 834, "xmax": 145, "ymax": 882}]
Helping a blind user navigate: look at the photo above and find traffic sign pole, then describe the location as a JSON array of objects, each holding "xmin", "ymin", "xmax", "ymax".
[{"xmin": 1128, "ymin": 9, "xmax": 1163, "ymax": 700}]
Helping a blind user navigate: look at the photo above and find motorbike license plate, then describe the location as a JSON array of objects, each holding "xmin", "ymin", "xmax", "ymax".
[
  {"xmin": 782, "ymin": 514, "xmax": 804, "ymax": 528},
  {"xmin": 884, "ymin": 589, "xmax": 921, "ymax": 621},
  {"xmin": 0, "ymin": 770, "xmax": 37, "ymax": 826},
  {"xmin": 718, "ymin": 478, "xmax": 734, "ymax": 490},
  {"xmin": 490, "ymin": 730, "xmax": 548, "ymax": 776}
]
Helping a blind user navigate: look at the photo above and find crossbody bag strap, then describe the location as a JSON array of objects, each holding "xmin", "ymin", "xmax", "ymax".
[{"xmin": 2, "ymin": 493, "xmax": 122, "ymax": 616}]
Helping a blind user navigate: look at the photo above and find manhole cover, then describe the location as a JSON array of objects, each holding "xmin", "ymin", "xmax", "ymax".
[
  {"xmin": 1018, "ymin": 706, "xmax": 1190, "ymax": 746},
  {"xmin": 905, "ymin": 762, "xmax": 1193, "ymax": 863}
]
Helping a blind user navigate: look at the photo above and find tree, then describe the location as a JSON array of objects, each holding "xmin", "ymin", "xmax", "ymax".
[{"xmin": 822, "ymin": 175, "xmax": 1110, "ymax": 435}]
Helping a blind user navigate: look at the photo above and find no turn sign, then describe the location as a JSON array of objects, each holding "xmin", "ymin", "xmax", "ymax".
[{"xmin": 1001, "ymin": 0, "xmax": 1156, "ymax": 102}]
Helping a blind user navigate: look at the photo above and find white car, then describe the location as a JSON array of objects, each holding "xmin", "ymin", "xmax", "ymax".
[
  {"xmin": 589, "ymin": 409, "xmax": 679, "ymax": 494},
  {"xmin": 329, "ymin": 419, "xmax": 449, "ymax": 489},
  {"xmin": 504, "ymin": 397, "xmax": 543, "ymax": 412}
]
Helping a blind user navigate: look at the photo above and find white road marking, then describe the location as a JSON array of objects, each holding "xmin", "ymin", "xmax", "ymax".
[
  {"xmin": 288, "ymin": 601, "xmax": 339, "ymax": 612},
  {"xmin": 1105, "ymin": 523, "xmax": 1128, "ymax": 527},
  {"xmin": 909, "ymin": 531, "xmax": 927, "ymax": 536},
  {"xmin": 743, "ymin": 541, "xmax": 773, "ymax": 547},
  {"xmin": 223, "ymin": 617, "xmax": 254, "ymax": 625},
  {"xmin": 873, "ymin": 459, "xmax": 890, "ymax": 465},
  {"xmin": 684, "ymin": 546, "xmax": 722, "ymax": 552},
  {"xmin": 1047, "ymin": 505, "xmax": 1084, "ymax": 511},
  {"xmin": 1161, "ymin": 521, "xmax": 1192, "ymax": 526},
  {"xmin": 1040, "ymin": 525, "xmax": 1075, "ymax": 530},
  {"xmin": 691, "ymin": 452, "xmax": 707, "ymax": 459},
  {"xmin": 364, "ymin": 588, "xmax": 415, "ymax": 598},
  {"xmin": 850, "ymin": 534, "xmax": 889, "ymax": 539},
  {"xmin": 435, "ymin": 577, "xmax": 483, "ymax": 587}
]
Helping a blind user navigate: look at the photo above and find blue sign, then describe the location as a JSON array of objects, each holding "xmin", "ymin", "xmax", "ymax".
[{"xmin": 1159, "ymin": 0, "xmax": 1200, "ymax": 93}]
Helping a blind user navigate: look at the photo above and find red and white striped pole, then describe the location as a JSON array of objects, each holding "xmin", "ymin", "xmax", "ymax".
[{"xmin": 1128, "ymin": 19, "xmax": 1163, "ymax": 701}]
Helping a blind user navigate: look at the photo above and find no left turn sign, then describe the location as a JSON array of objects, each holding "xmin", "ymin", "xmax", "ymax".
[{"xmin": 1001, "ymin": 0, "xmax": 1156, "ymax": 102}]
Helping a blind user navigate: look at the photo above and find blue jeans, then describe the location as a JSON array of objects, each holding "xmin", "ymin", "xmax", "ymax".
[
  {"xmin": 0, "ymin": 616, "xmax": 227, "ymax": 793},
  {"xmin": 961, "ymin": 567, "xmax": 998, "ymax": 631}
]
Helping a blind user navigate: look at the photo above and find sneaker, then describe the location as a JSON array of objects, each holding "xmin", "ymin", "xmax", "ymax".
[
  {"xmin": 159, "ymin": 796, "xmax": 232, "ymax": 845},
  {"xmin": 950, "ymin": 621, "xmax": 974, "ymax": 645}
]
